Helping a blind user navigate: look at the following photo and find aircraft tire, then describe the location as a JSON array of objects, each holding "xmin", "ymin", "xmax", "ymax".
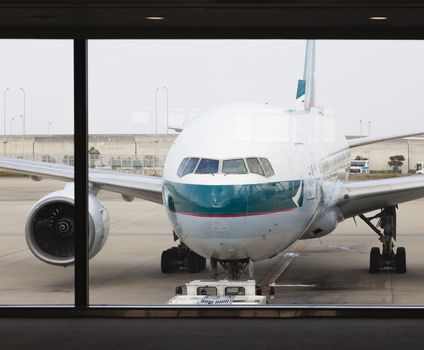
[
  {"xmin": 395, "ymin": 247, "xmax": 406, "ymax": 273},
  {"xmin": 161, "ymin": 250, "xmax": 173, "ymax": 273},
  {"xmin": 370, "ymin": 247, "xmax": 381, "ymax": 273}
]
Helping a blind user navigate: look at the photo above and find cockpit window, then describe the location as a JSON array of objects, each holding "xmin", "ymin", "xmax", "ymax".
[
  {"xmin": 195, "ymin": 158, "xmax": 219, "ymax": 174},
  {"xmin": 182, "ymin": 157, "xmax": 200, "ymax": 176},
  {"xmin": 177, "ymin": 157, "xmax": 189, "ymax": 177},
  {"xmin": 260, "ymin": 158, "xmax": 274, "ymax": 177},
  {"xmin": 246, "ymin": 158, "xmax": 264, "ymax": 176},
  {"xmin": 178, "ymin": 156, "xmax": 274, "ymax": 177},
  {"xmin": 222, "ymin": 159, "xmax": 248, "ymax": 174}
]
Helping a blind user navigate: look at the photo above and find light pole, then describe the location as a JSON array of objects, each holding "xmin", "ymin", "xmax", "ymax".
[
  {"xmin": 10, "ymin": 117, "xmax": 14, "ymax": 135},
  {"xmin": 368, "ymin": 121, "xmax": 371, "ymax": 137},
  {"xmin": 19, "ymin": 115, "xmax": 24, "ymax": 156},
  {"xmin": 359, "ymin": 119, "xmax": 363, "ymax": 137},
  {"xmin": 163, "ymin": 86, "xmax": 169, "ymax": 134},
  {"xmin": 3, "ymin": 88, "xmax": 9, "ymax": 139},
  {"xmin": 48, "ymin": 122, "xmax": 52, "ymax": 135},
  {"xmin": 20, "ymin": 88, "xmax": 25, "ymax": 136},
  {"xmin": 154, "ymin": 87, "xmax": 159, "ymax": 140}
]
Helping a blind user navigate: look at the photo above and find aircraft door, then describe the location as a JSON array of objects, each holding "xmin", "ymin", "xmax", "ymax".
[{"xmin": 295, "ymin": 142, "xmax": 318, "ymax": 200}]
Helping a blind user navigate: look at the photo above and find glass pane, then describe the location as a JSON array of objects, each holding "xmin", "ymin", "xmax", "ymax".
[
  {"xmin": 0, "ymin": 40, "xmax": 74, "ymax": 305},
  {"xmin": 177, "ymin": 157, "xmax": 189, "ymax": 177},
  {"xmin": 87, "ymin": 39, "xmax": 424, "ymax": 309},
  {"xmin": 183, "ymin": 157, "xmax": 199, "ymax": 175},
  {"xmin": 195, "ymin": 158, "xmax": 219, "ymax": 174},
  {"xmin": 246, "ymin": 158, "xmax": 264, "ymax": 176},
  {"xmin": 260, "ymin": 158, "xmax": 274, "ymax": 177},
  {"xmin": 197, "ymin": 287, "xmax": 217, "ymax": 296},
  {"xmin": 222, "ymin": 159, "xmax": 247, "ymax": 174},
  {"xmin": 225, "ymin": 287, "xmax": 245, "ymax": 296}
]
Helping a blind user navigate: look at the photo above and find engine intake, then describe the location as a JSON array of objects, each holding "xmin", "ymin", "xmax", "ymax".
[{"xmin": 25, "ymin": 184, "xmax": 110, "ymax": 266}]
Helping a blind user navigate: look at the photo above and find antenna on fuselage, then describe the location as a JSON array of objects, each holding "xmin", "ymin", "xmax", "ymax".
[{"xmin": 295, "ymin": 40, "xmax": 315, "ymax": 112}]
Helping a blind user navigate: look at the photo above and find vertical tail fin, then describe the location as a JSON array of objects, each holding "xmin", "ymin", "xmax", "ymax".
[{"xmin": 296, "ymin": 40, "xmax": 316, "ymax": 112}]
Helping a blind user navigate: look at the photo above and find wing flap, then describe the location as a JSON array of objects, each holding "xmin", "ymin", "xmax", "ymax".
[
  {"xmin": 337, "ymin": 175, "xmax": 424, "ymax": 219},
  {"xmin": 89, "ymin": 169, "xmax": 163, "ymax": 204}
]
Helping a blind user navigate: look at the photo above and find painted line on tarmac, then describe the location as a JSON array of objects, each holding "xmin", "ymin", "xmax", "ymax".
[
  {"xmin": 0, "ymin": 248, "xmax": 28, "ymax": 259},
  {"xmin": 258, "ymin": 242, "xmax": 307, "ymax": 296},
  {"xmin": 271, "ymin": 284, "xmax": 316, "ymax": 288}
]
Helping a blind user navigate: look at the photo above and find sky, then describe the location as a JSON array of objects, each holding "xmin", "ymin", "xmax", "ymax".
[{"xmin": 0, "ymin": 39, "xmax": 423, "ymax": 136}]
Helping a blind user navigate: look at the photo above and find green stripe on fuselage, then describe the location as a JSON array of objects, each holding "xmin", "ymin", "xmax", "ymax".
[{"xmin": 163, "ymin": 180, "xmax": 303, "ymax": 216}]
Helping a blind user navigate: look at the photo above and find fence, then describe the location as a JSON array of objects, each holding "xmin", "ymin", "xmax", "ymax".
[{"xmin": 7, "ymin": 153, "xmax": 166, "ymax": 176}]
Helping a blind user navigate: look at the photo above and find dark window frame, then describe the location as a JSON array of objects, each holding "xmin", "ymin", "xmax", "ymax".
[{"xmin": 2, "ymin": 4, "xmax": 424, "ymax": 318}]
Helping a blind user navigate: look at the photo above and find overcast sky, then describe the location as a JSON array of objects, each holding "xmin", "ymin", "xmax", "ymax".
[{"xmin": 0, "ymin": 39, "xmax": 423, "ymax": 136}]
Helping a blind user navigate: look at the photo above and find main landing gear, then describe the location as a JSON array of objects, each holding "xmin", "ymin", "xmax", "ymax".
[
  {"xmin": 161, "ymin": 244, "xmax": 207, "ymax": 274},
  {"xmin": 358, "ymin": 205, "xmax": 406, "ymax": 274}
]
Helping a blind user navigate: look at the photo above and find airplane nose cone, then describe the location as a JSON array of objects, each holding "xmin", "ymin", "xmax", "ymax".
[
  {"xmin": 189, "ymin": 183, "xmax": 248, "ymax": 217},
  {"xmin": 189, "ymin": 181, "xmax": 248, "ymax": 236}
]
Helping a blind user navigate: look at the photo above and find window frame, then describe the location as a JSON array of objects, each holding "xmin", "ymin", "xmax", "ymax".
[{"xmin": 2, "ymin": 10, "xmax": 422, "ymax": 318}]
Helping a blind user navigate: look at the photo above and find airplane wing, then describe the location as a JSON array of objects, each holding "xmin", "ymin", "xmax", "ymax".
[
  {"xmin": 0, "ymin": 157, "xmax": 163, "ymax": 204},
  {"xmin": 348, "ymin": 131, "xmax": 424, "ymax": 148},
  {"xmin": 336, "ymin": 175, "xmax": 424, "ymax": 219},
  {"xmin": 339, "ymin": 130, "xmax": 424, "ymax": 218}
]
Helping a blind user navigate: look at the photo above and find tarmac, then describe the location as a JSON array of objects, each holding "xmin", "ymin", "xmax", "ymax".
[{"xmin": 1, "ymin": 177, "xmax": 424, "ymax": 306}]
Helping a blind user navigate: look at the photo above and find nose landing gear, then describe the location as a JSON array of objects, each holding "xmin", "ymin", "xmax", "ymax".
[
  {"xmin": 161, "ymin": 244, "xmax": 207, "ymax": 273},
  {"xmin": 210, "ymin": 258, "xmax": 253, "ymax": 280},
  {"xmin": 359, "ymin": 205, "xmax": 406, "ymax": 274}
]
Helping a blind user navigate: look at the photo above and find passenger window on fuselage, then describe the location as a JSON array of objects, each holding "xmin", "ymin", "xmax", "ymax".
[
  {"xmin": 197, "ymin": 287, "xmax": 217, "ymax": 296},
  {"xmin": 182, "ymin": 157, "xmax": 199, "ymax": 176},
  {"xmin": 246, "ymin": 158, "xmax": 264, "ymax": 176},
  {"xmin": 195, "ymin": 158, "xmax": 219, "ymax": 174},
  {"xmin": 225, "ymin": 287, "xmax": 245, "ymax": 296},
  {"xmin": 222, "ymin": 159, "xmax": 247, "ymax": 174},
  {"xmin": 177, "ymin": 157, "xmax": 189, "ymax": 177},
  {"xmin": 260, "ymin": 158, "xmax": 274, "ymax": 177}
]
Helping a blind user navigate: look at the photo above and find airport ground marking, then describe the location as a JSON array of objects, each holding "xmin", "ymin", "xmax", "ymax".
[{"xmin": 259, "ymin": 242, "xmax": 308, "ymax": 297}]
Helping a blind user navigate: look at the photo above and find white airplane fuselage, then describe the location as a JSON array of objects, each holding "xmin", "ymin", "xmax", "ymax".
[{"xmin": 162, "ymin": 103, "xmax": 351, "ymax": 262}]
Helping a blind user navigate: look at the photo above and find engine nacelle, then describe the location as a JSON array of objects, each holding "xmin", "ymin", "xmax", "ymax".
[
  {"xmin": 300, "ymin": 209, "xmax": 340, "ymax": 240},
  {"xmin": 25, "ymin": 183, "xmax": 110, "ymax": 266}
]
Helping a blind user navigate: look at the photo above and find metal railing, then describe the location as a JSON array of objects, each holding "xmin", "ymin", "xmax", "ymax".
[{"xmin": 6, "ymin": 153, "xmax": 166, "ymax": 175}]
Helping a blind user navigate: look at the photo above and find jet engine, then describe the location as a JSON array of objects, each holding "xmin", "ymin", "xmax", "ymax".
[{"xmin": 25, "ymin": 183, "xmax": 110, "ymax": 266}]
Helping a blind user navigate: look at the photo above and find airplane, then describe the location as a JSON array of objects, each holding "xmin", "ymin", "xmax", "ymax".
[{"xmin": 1, "ymin": 40, "xmax": 423, "ymax": 279}]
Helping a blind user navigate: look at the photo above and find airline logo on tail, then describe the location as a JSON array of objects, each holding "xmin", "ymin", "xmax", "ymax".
[{"xmin": 295, "ymin": 40, "xmax": 315, "ymax": 112}]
